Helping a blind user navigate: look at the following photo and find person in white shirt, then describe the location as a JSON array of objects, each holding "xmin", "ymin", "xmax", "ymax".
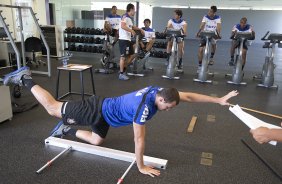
[
  {"xmin": 104, "ymin": 6, "xmax": 121, "ymax": 45},
  {"xmin": 197, "ymin": 6, "xmax": 221, "ymax": 67},
  {"xmin": 139, "ymin": 19, "xmax": 155, "ymax": 55},
  {"xmin": 228, "ymin": 17, "xmax": 255, "ymax": 68},
  {"xmin": 166, "ymin": 9, "xmax": 187, "ymax": 69},
  {"xmin": 118, "ymin": 3, "xmax": 145, "ymax": 81}
]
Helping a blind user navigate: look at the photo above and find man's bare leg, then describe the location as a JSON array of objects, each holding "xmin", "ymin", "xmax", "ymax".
[
  {"xmin": 31, "ymin": 85, "xmax": 63, "ymax": 118},
  {"xmin": 198, "ymin": 47, "xmax": 204, "ymax": 66},
  {"xmin": 76, "ymin": 130, "xmax": 104, "ymax": 145}
]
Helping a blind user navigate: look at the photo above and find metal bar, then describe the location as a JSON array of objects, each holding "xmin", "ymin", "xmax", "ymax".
[
  {"xmin": 117, "ymin": 159, "xmax": 136, "ymax": 184},
  {"xmin": 36, "ymin": 146, "xmax": 72, "ymax": 174},
  {"xmin": 0, "ymin": 4, "xmax": 31, "ymax": 9},
  {"xmin": 29, "ymin": 7, "xmax": 51, "ymax": 77},
  {"xmin": 230, "ymin": 104, "xmax": 282, "ymax": 120},
  {"xmin": 18, "ymin": 9, "xmax": 26, "ymax": 65},
  {"xmin": 45, "ymin": 136, "xmax": 168, "ymax": 169},
  {"xmin": 0, "ymin": 11, "xmax": 21, "ymax": 69}
]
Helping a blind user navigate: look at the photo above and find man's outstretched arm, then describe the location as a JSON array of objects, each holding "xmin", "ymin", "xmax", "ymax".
[
  {"xmin": 179, "ymin": 90, "xmax": 238, "ymax": 105},
  {"xmin": 133, "ymin": 123, "xmax": 160, "ymax": 177}
]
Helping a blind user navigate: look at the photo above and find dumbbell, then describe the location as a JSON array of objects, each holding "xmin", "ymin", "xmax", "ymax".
[
  {"xmin": 64, "ymin": 36, "xmax": 69, "ymax": 42},
  {"xmin": 71, "ymin": 27, "xmax": 76, "ymax": 34},
  {"xmin": 84, "ymin": 37, "xmax": 90, "ymax": 43},
  {"xmin": 83, "ymin": 45, "xmax": 89, "ymax": 52},
  {"xmin": 77, "ymin": 45, "xmax": 83, "ymax": 52},
  {"xmin": 100, "ymin": 29, "xmax": 105, "ymax": 35},
  {"xmin": 65, "ymin": 27, "xmax": 72, "ymax": 34},
  {"xmin": 76, "ymin": 36, "xmax": 81, "ymax": 42},
  {"xmin": 98, "ymin": 46, "xmax": 103, "ymax": 53},
  {"xmin": 85, "ymin": 28, "xmax": 91, "ymax": 34},
  {"xmin": 93, "ymin": 46, "xmax": 98, "ymax": 53},
  {"xmin": 96, "ymin": 28, "xmax": 101, "ymax": 35},
  {"xmin": 95, "ymin": 37, "xmax": 102, "ymax": 44},
  {"xmin": 87, "ymin": 46, "xmax": 93, "ymax": 52},
  {"xmin": 69, "ymin": 44, "xmax": 76, "ymax": 51},
  {"xmin": 89, "ymin": 37, "xmax": 95, "ymax": 43},
  {"xmin": 76, "ymin": 27, "xmax": 81, "ymax": 34},
  {"xmin": 70, "ymin": 36, "xmax": 76, "ymax": 42},
  {"xmin": 90, "ymin": 28, "xmax": 96, "ymax": 35},
  {"xmin": 81, "ymin": 28, "xmax": 86, "ymax": 34},
  {"xmin": 163, "ymin": 51, "xmax": 168, "ymax": 58}
]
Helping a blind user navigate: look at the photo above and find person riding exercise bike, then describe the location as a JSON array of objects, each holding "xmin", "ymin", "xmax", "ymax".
[
  {"xmin": 166, "ymin": 9, "xmax": 187, "ymax": 69},
  {"xmin": 197, "ymin": 5, "xmax": 221, "ymax": 68},
  {"xmin": 229, "ymin": 17, "xmax": 255, "ymax": 69}
]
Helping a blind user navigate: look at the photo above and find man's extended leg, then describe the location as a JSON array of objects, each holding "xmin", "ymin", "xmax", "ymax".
[
  {"xmin": 146, "ymin": 39, "xmax": 155, "ymax": 52},
  {"xmin": 242, "ymin": 49, "xmax": 247, "ymax": 70},
  {"xmin": 198, "ymin": 46, "xmax": 204, "ymax": 67},
  {"xmin": 177, "ymin": 41, "xmax": 184, "ymax": 69},
  {"xmin": 166, "ymin": 40, "xmax": 172, "ymax": 65},
  {"xmin": 4, "ymin": 67, "xmax": 62, "ymax": 118},
  {"xmin": 209, "ymin": 42, "xmax": 217, "ymax": 65},
  {"xmin": 229, "ymin": 41, "xmax": 236, "ymax": 66}
]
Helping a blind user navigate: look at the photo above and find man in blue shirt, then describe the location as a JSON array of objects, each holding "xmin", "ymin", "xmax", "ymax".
[{"xmin": 4, "ymin": 66, "xmax": 238, "ymax": 178}]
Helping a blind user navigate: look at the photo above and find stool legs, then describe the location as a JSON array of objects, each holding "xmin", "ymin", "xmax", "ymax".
[
  {"xmin": 80, "ymin": 71, "xmax": 84, "ymax": 100},
  {"xmin": 68, "ymin": 71, "xmax": 72, "ymax": 93},
  {"xmin": 89, "ymin": 68, "xmax": 96, "ymax": 95},
  {"xmin": 56, "ymin": 69, "xmax": 61, "ymax": 99}
]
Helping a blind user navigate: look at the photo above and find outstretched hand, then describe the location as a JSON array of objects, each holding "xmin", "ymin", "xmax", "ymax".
[
  {"xmin": 218, "ymin": 90, "xmax": 239, "ymax": 106},
  {"xmin": 139, "ymin": 166, "xmax": 160, "ymax": 177}
]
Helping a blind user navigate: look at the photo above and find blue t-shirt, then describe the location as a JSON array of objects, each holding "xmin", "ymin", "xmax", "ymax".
[{"xmin": 102, "ymin": 86, "xmax": 160, "ymax": 127}]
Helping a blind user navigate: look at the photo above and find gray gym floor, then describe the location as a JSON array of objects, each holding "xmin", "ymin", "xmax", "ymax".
[{"xmin": 0, "ymin": 39, "xmax": 282, "ymax": 184}]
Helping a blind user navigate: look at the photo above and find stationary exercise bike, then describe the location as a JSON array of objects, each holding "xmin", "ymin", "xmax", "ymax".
[
  {"xmin": 95, "ymin": 33, "xmax": 118, "ymax": 74},
  {"xmin": 226, "ymin": 32, "xmax": 254, "ymax": 85},
  {"xmin": 253, "ymin": 32, "xmax": 282, "ymax": 89},
  {"xmin": 127, "ymin": 30, "xmax": 152, "ymax": 77},
  {"xmin": 193, "ymin": 30, "xmax": 219, "ymax": 83},
  {"xmin": 162, "ymin": 28, "xmax": 184, "ymax": 80}
]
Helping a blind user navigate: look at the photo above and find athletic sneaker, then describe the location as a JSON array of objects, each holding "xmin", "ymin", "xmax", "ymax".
[
  {"xmin": 50, "ymin": 121, "xmax": 70, "ymax": 137},
  {"xmin": 229, "ymin": 59, "xmax": 235, "ymax": 66},
  {"xmin": 197, "ymin": 64, "xmax": 202, "ymax": 73},
  {"xmin": 3, "ymin": 66, "xmax": 31, "ymax": 86},
  {"xmin": 177, "ymin": 64, "xmax": 183, "ymax": 70},
  {"xmin": 119, "ymin": 73, "xmax": 129, "ymax": 80},
  {"xmin": 208, "ymin": 58, "xmax": 214, "ymax": 65}
]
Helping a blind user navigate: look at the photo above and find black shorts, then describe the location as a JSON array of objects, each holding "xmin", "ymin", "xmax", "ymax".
[
  {"xmin": 199, "ymin": 37, "xmax": 217, "ymax": 47},
  {"xmin": 234, "ymin": 40, "xmax": 248, "ymax": 50},
  {"xmin": 110, "ymin": 29, "xmax": 118, "ymax": 37},
  {"xmin": 119, "ymin": 39, "xmax": 134, "ymax": 57},
  {"xmin": 61, "ymin": 96, "xmax": 109, "ymax": 138}
]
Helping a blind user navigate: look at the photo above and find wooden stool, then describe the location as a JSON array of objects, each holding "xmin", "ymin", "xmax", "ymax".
[{"xmin": 56, "ymin": 64, "xmax": 95, "ymax": 101}]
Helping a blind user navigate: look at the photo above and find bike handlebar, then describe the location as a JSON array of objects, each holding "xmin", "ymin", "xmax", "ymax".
[{"xmin": 261, "ymin": 31, "xmax": 270, "ymax": 41}]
